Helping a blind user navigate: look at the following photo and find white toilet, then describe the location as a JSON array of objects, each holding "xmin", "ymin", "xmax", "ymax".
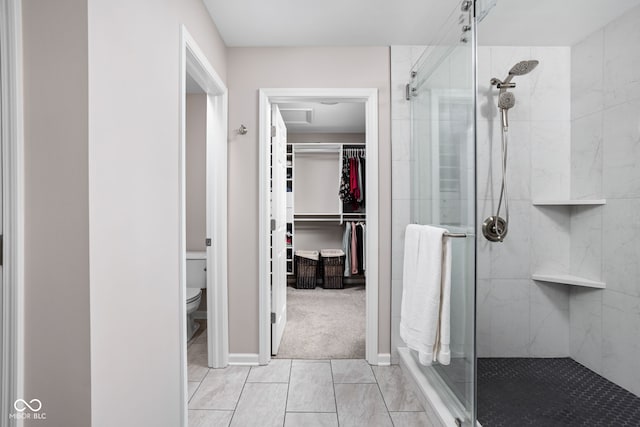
[{"xmin": 186, "ymin": 251, "xmax": 206, "ymax": 341}]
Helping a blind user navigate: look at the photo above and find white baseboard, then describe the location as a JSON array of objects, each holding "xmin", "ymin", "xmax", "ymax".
[
  {"xmin": 228, "ymin": 353, "xmax": 260, "ymax": 366},
  {"xmin": 377, "ymin": 353, "xmax": 391, "ymax": 366}
]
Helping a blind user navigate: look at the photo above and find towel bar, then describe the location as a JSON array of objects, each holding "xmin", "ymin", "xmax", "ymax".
[
  {"xmin": 412, "ymin": 223, "xmax": 469, "ymax": 238},
  {"xmin": 444, "ymin": 232, "xmax": 467, "ymax": 238}
]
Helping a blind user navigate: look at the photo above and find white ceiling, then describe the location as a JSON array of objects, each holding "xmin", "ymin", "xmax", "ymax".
[
  {"xmin": 479, "ymin": 0, "xmax": 640, "ymax": 46},
  {"xmin": 203, "ymin": 0, "xmax": 459, "ymax": 46},
  {"xmin": 203, "ymin": 0, "xmax": 640, "ymax": 47},
  {"xmin": 277, "ymin": 102, "xmax": 365, "ymax": 133}
]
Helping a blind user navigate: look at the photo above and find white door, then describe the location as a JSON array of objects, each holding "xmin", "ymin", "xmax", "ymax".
[{"xmin": 271, "ymin": 105, "xmax": 287, "ymax": 355}]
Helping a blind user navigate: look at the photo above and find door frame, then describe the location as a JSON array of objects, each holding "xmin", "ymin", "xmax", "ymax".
[
  {"xmin": 179, "ymin": 26, "xmax": 228, "ymax": 425},
  {"xmin": 258, "ymin": 88, "xmax": 380, "ymax": 365},
  {"xmin": 0, "ymin": 0, "xmax": 24, "ymax": 425}
]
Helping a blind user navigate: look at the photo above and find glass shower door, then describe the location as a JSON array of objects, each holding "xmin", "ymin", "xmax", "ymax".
[{"xmin": 409, "ymin": 1, "xmax": 477, "ymax": 424}]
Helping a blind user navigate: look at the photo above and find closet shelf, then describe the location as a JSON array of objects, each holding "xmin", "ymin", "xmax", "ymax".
[
  {"xmin": 294, "ymin": 212, "xmax": 366, "ymax": 223},
  {"xmin": 294, "ymin": 213, "xmax": 341, "ymax": 222},
  {"xmin": 532, "ymin": 273, "xmax": 605, "ymax": 289},
  {"xmin": 532, "ymin": 199, "xmax": 606, "ymax": 206}
]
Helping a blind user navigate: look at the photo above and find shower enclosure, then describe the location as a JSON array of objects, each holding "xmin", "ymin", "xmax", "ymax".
[
  {"xmin": 402, "ymin": 1, "xmax": 478, "ymax": 425},
  {"xmin": 399, "ymin": 0, "xmax": 640, "ymax": 425}
]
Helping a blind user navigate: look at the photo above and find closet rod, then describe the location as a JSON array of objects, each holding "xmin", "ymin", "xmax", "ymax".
[
  {"xmin": 295, "ymin": 218, "xmax": 341, "ymax": 222},
  {"xmin": 295, "ymin": 149, "xmax": 341, "ymax": 154}
]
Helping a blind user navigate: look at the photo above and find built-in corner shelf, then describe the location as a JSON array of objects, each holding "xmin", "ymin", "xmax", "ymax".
[
  {"xmin": 532, "ymin": 199, "xmax": 606, "ymax": 206},
  {"xmin": 532, "ymin": 273, "xmax": 606, "ymax": 289}
]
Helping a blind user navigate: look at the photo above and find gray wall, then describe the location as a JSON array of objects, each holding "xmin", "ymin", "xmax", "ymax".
[
  {"xmin": 569, "ymin": 4, "xmax": 640, "ymax": 397},
  {"xmin": 186, "ymin": 94, "xmax": 207, "ymax": 252},
  {"xmin": 22, "ymin": 1, "xmax": 91, "ymax": 425},
  {"xmin": 227, "ymin": 47, "xmax": 392, "ymax": 355},
  {"xmin": 87, "ymin": 0, "xmax": 227, "ymax": 425}
]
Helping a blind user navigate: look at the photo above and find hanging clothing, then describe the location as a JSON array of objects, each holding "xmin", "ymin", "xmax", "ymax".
[
  {"xmin": 360, "ymin": 223, "xmax": 366, "ymax": 272},
  {"xmin": 357, "ymin": 156, "xmax": 364, "ymax": 203},
  {"xmin": 359, "ymin": 157, "xmax": 366, "ymax": 207},
  {"xmin": 339, "ymin": 154, "xmax": 353, "ymax": 203},
  {"xmin": 340, "ymin": 149, "xmax": 366, "ymax": 211},
  {"xmin": 350, "ymin": 157, "xmax": 360, "ymax": 201},
  {"xmin": 356, "ymin": 223, "xmax": 364, "ymax": 275},
  {"xmin": 342, "ymin": 222, "xmax": 352, "ymax": 277},
  {"xmin": 342, "ymin": 221, "xmax": 366, "ymax": 276},
  {"xmin": 351, "ymin": 222, "xmax": 359, "ymax": 274}
]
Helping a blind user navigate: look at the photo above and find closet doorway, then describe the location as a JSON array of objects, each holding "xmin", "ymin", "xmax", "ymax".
[{"xmin": 258, "ymin": 89, "xmax": 379, "ymax": 365}]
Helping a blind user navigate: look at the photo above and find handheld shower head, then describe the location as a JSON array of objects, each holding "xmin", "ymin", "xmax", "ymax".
[
  {"xmin": 498, "ymin": 91, "xmax": 515, "ymax": 109},
  {"xmin": 508, "ymin": 60, "xmax": 539, "ymax": 76},
  {"xmin": 491, "ymin": 59, "xmax": 538, "ymax": 128},
  {"xmin": 498, "ymin": 92, "xmax": 515, "ymax": 129}
]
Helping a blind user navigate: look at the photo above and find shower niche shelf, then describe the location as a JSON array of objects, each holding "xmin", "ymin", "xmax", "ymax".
[
  {"xmin": 530, "ymin": 199, "xmax": 606, "ymax": 290},
  {"xmin": 532, "ymin": 199, "xmax": 606, "ymax": 206},
  {"xmin": 532, "ymin": 273, "xmax": 606, "ymax": 289}
]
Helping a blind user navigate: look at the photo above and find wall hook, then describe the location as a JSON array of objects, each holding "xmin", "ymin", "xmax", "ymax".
[{"xmin": 237, "ymin": 124, "xmax": 248, "ymax": 135}]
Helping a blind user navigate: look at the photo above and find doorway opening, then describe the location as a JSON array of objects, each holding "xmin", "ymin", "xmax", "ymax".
[
  {"xmin": 179, "ymin": 27, "xmax": 228, "ymax": 425},
  {"xmin": 259, "ymin": 89, "xmax": 380, "ymax": 365}
]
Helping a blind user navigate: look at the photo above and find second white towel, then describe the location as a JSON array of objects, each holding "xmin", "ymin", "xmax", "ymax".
[{"xmin": 400, "ymin": 224, "xmax": 452, "ymax": 366}]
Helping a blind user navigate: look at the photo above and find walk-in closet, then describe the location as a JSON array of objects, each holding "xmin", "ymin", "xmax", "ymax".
[{"xmin": 271, "ymin": 101, "xmax": 367, "ymax": 359}]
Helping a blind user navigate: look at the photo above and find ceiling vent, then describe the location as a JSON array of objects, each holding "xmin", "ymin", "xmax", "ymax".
[{"xmin": 280, "ymin": 108, "xmax": 313, "ymax": 125}]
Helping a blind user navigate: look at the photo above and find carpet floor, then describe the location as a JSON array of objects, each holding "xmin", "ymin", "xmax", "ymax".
[{"xmin": 274, "ymin": 285, "xmax": 366, "ymax": 359}]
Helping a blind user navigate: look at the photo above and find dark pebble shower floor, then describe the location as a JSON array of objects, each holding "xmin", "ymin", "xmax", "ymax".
[{"xmin": 478, "ymin": 358, "xmax": 640, "ymax": 426}]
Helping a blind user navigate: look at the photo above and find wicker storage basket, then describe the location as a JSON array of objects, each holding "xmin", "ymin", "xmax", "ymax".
[
  {"xmin": 295, "ymin": 250, "xmax": 319, "ymax": 289},
  {"xmin": 320, "ymin": 249, "xmax": 345, "ymax": 289}
]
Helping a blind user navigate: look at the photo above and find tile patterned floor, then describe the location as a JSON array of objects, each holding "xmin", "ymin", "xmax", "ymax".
[
  {"xmin": 478, "ymin": 358, "xmax": 640, "ymax": 427},
  {"xmin": 188, "ymin": 335, "xmax": 430, "ymax": 426}
]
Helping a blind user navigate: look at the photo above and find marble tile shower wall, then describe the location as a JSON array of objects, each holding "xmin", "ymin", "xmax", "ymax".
[
  {"xmin": 476, "ymin": 46, "xmax": 572, "ymax": 359},
  {"xmin": 390, "ymin": 46, "xmax": 425, "ymax": 364},
  {"xmin": 569, "ymin": 5, "xmax": 640, "ymax": 397}
]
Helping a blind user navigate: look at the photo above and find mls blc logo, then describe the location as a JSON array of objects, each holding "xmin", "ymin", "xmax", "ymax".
[
  {"xmin": 10, "ymin": 399, "xmax": 46, "ymax": 420},
  {"xmin": 14, "ymin": 398, "xmax": 42, "ymax": 412}
]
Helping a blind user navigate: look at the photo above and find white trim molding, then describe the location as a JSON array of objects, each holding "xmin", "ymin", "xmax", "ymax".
[
  {"xmin": 228, "ymin": 353, "xmax": 260, "ymax": 366},
  {"xmin": 377, "ymin": 354, "xmax": 391, "ymax": 366},
  {"xmin": 179, "ymin": 26, "xmax": 228, "ymax": 427},
  {"xmin": 258, "ymin": 88, "xmax": 379, "ymax": 366},
  {"xmin": 0, "ymin": 0, "xmax": 24, "ymax": 425}
]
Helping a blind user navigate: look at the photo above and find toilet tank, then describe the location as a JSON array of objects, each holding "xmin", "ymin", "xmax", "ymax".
[{"xmin": 186, "ymin": 251, "xmax": 206, "ymax": 289}]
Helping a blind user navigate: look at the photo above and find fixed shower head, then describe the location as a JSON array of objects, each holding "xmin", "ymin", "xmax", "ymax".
[
  {"xmin": 498, "ymin": 92, "xmax": 515, "ymax": 129},
  {"xmin": 491, "ymin": 59, "xmax": 539, "ymax": 129},
  {"xmin": 509, "ymin": 60, "xmax": 539, "ymax": 76},
  {"xmin": 493, "ymin": 59, "xmax": 540, "ymax": 88}
]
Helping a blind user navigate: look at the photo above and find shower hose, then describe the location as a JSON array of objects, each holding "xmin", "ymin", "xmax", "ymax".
[{"xmin": 493, "ymin": 126, "xmax": 510, "ymax": 239}]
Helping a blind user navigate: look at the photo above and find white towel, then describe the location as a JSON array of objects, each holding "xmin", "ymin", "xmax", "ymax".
[{"xmin": 400, "ymin": 224, "xmax": 452, "ymax": 366}]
